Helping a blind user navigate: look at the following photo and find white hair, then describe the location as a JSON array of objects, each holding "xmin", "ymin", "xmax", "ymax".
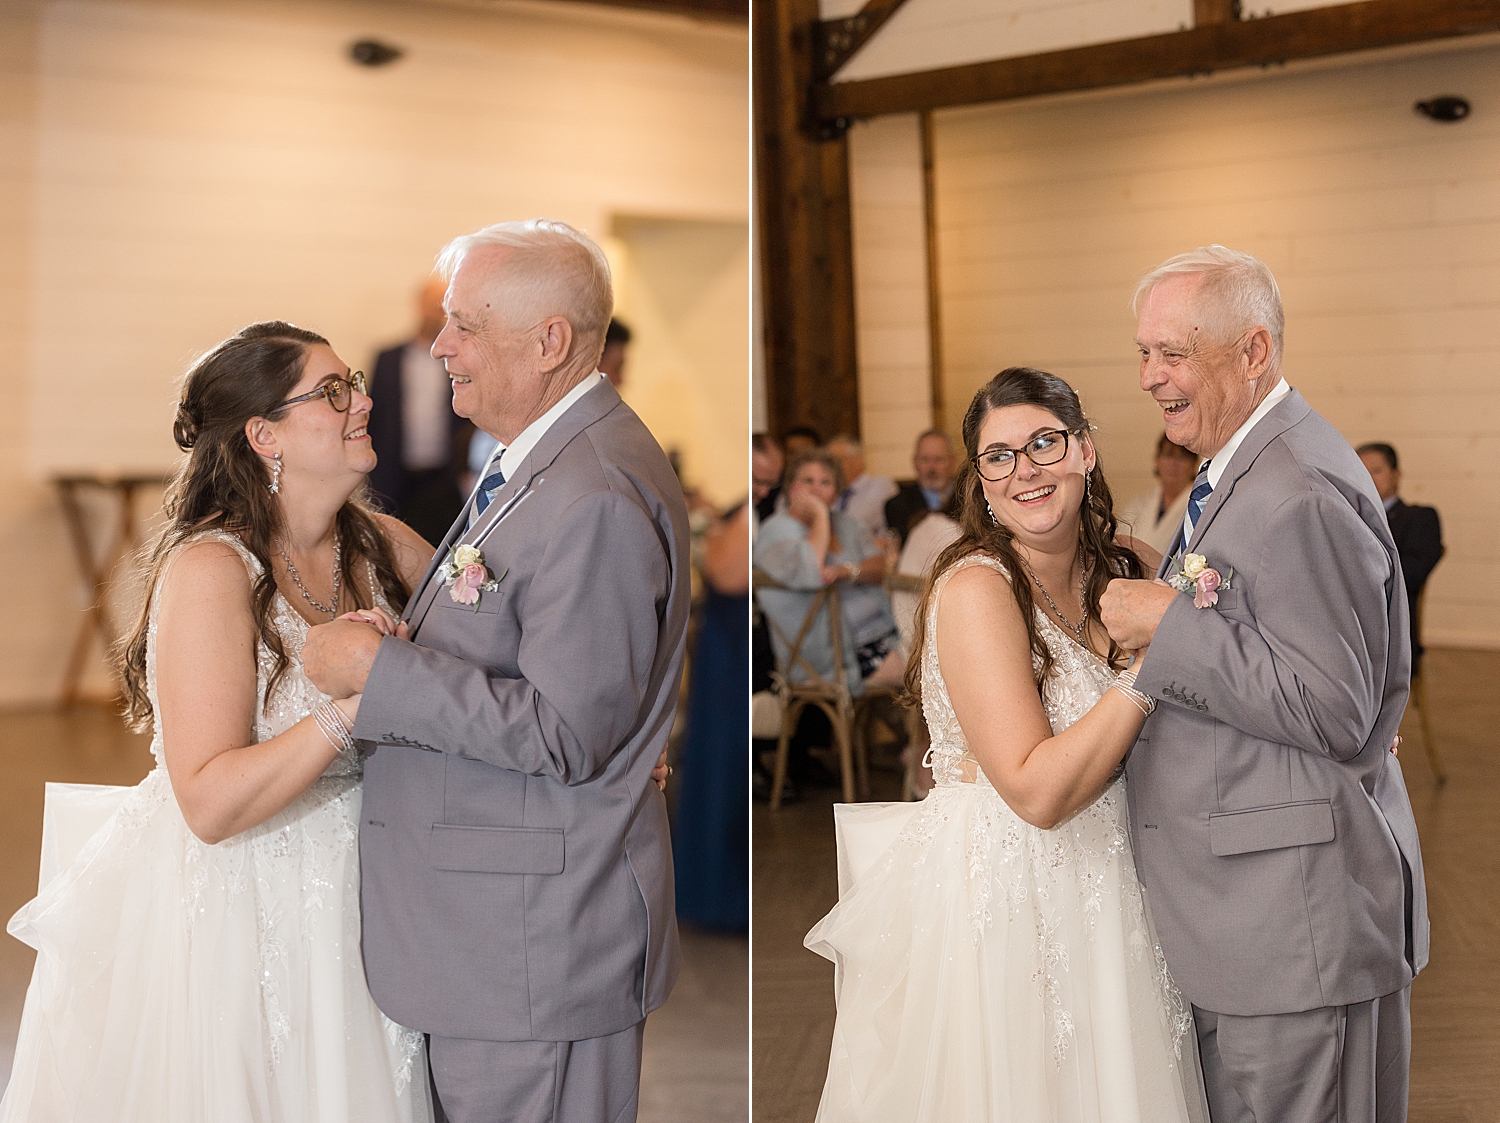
[
  {"xmin": 827, "ymin": 434, "xmax": 862, "ymax": 454},
  {"xmin": 436, "ymin": 219, "xmax": 613, "ymax": 358},
  {"xmin": 1132, "ymin": 245, "xmax": 1284, "ymax": 368}
]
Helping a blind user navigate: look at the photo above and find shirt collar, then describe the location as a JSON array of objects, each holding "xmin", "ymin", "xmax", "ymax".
[
  {"xmin": 1204, "ymin": 377, "xmax": 1292, "ymax": 490},
  {"xmin": 483, "ymin": 372, "xmax": 605, "ymax": 482}
]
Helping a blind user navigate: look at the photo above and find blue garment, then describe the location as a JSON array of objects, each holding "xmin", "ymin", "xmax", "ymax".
[
  {"xmin": 671, "ymin": 588, "xmax": 749, "ymax": 931},
  {"xmin": 753, "ymin": 510, "xmax": 897, "ymax": 696}
]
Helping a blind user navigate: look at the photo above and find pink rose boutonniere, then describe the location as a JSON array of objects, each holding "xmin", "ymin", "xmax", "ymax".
[
  {"xmin": 1166, "ymin": 551, "xmax": 1234, "ymax": 609},
  {"xmin": 437, "ymin": 544, "xmax": 506, "ymax": 610}
]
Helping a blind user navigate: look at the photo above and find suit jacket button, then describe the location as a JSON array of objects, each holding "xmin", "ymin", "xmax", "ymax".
[{"xmin": 1197, "ymin": 703, "xmax": 1208, "ymax": 712}]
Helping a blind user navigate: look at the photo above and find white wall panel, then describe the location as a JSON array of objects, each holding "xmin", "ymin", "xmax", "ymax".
[
  {"xmin": 0, "ymin": 0, "xmax": 747, "ymax": 704},
  {"xmin": 928, "ymin": 41, "xmax": 1500, "ymax": 648},
  {"xmin": 846, "ymin": 113, "xmax": 932, "ymax": 478}
]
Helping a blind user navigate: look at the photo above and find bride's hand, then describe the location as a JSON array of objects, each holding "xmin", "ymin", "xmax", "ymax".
[
  {"xmin": 652, "ymin": 747, "xmax": 671, "ymax": 792},
  {"xmin": 338, "ymin": 607, "xmax": 409, "ymax": 640}
]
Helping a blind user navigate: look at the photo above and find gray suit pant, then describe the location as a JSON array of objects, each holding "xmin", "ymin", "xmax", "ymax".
[
  {"xmin": 1193, "ymin": 987, "xmax": 1410, "ymax": 1123},
  {"xmin": 428, "ymin": 1021, "xmax": 646, "ymax": 1123}
]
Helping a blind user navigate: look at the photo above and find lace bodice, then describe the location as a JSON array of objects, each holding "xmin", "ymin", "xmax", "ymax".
[
  {"xmin": 143, "ymin": 530, "xmax": 388, "ymax": 774},
  {"xmin": 921, "ymin": 553, "xmax": 1120, "ymax": 788}
]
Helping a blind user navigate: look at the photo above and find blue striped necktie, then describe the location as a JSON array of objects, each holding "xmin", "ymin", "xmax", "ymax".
[
  {"xmin": 474, "ymin": 463, "xmax": 506, "ymax": 518},
  {"xmin": 1184, "ymin": 461, "xmax": 1213, "ymax": 541}
]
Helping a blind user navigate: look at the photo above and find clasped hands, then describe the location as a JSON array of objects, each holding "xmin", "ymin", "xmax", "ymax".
[
  {"xmin": 300, "ymin": 607, "xmax": 672, "ymax": 790},
  {"xmin": 301, "ymin": 608, "xmax": 406, "ymax": 702},
  {"xmin": 1099, "ymin": 577, "xmax": 1177, "ymax": 655}
]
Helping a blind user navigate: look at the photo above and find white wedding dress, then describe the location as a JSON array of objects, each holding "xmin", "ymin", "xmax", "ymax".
[
  {"xmin": 1, "ymin": 532, "xmax": 433, "ymax": 1123},
  {"xmin": 805, "ymin": 554, "xmax": 1209, "ymax": 1122}
]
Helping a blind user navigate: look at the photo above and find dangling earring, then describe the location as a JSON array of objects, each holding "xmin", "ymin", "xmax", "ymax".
[
  {"xmin": 985, "ymin": 500, "xmax": 998, "ymax": 525},
  {"xmin": 1084, "ymin": 468, "xmax": 1093, "ymax": 504},
  {"xmin": 268, "ymin": 453, "xmax": 283, "ymax": 495}
]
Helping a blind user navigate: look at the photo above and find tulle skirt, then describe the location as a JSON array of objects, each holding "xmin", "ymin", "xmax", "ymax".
[
  {"xmin": 805, "ymin": 778, "xmax": 1208, "ymax": 1123},
  {"xmin": 2, "ymin": 767, "xmax": 431, "ymax": 1123}
]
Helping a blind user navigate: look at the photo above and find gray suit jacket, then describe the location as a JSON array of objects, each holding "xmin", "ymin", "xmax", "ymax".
[
  {"xmin": 353, "ymin": 379, "xmax": 689, "ymax": 1043},
  {"xmin": 1126, "ymin": 389, "xmax": 1428, "ymax": 1017}
]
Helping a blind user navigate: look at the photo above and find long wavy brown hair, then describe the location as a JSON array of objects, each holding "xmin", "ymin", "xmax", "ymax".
[
  {"xmin": 904, "ymin": 367, "xmax": 1144, "ymax": 706},
  {"xmin": 118, "ymin": 322, "xmax": 410, "ymax": 730}
]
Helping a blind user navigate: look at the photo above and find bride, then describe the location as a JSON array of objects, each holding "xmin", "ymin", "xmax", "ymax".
[
  {"xmin": 805, "ymin": 367, "xmax": 1209, "ymax": 1122},
  {"xmin": 1, "ymin": 321, "xmax": 664, "ymax": 1121}
]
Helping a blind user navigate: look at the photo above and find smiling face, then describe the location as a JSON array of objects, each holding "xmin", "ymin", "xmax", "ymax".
[
  {"xmin": 431, "ymin": 245, "xmax": 557, "ymax": 443},
  {"xmin": 1135, "ymin": 273, "xmax": 1269, "ymax": 459},
  {"xmin": 263, "ymin": 342, "xmax": 375, "ymax": 486},
  {"xmin": 913, "ymin": 433, "xmax": 956, "ymax": 493},
  {"xmin": 975, "ymin": 403, "xmax": 1095, "ymax": 549}
]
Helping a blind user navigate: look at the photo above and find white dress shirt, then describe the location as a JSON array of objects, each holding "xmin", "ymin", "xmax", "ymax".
[
  {"xmin": 469, "ymin": 373, "xmax": 607, "ymax": 524},
  {"xmin": 1182, "ymin": 377, "xmax": 1292, "ymax": 544}
]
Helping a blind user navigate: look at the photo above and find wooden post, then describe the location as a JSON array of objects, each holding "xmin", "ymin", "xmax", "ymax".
[
  {"xmin": 919, "ymin": 110, "xmax": 944, "ymax": 435},
  {"xmin": 755, "ymin": 0, "xmax": 861, "ymax": 442}
]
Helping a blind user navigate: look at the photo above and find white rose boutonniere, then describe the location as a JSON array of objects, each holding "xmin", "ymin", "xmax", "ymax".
[
  {"xmin": 1167, "ymin": 551, "xmax": 1233, "ymax": 609},
  {"xmin": 437, "ymin": 543, "xmax": 506, "ymax": 609}
]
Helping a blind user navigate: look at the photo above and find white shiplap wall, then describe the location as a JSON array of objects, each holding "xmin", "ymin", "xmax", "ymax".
[
  {"xmin": 847, "ymin": 113, "xmax": 933, "ymax": 477},
  {"xmin": 1, "ymin": 0, "xmax": 747, "ymax": 704},
  {"xmin": 928, "ymin": 41, "xmax": 1500, "ymax": 648}
]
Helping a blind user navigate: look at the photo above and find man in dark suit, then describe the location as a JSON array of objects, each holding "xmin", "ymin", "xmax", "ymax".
[
  {"xmin": 883, "ymin": 429, "xmax": 957, "ymax": 548},
  {"xmin": 1359, "ymin": 442, "xmax": 1445, "ymax": 668},
  {"xmin": 366, "ymin": 276, "xmax": 471, "ymax": 544}
]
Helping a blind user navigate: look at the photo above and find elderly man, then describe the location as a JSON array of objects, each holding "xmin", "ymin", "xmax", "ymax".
[
  {"xmin": 883, "ymin": 428, "xmax": 957, "ymax": 548},
  {"xmin": 303, "ymin": 219, "xmax": 689, "ymax": 1123},
  {"xmin": 826, "ymin": 434, "xmax": 896, "ymax": 538},
  {"xmin": 1100, "ymin": 246, "xmax": 1426, "ymax": 1123}
]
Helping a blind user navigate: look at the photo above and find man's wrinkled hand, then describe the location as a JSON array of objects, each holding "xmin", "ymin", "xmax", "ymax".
[
  {"xmin": 1100, "ymin": 578, "xmax": 1178, "ymax": 652},
  {"xmin": 301, "ymin": 617, "xmax": 385, "ymax": 699}
]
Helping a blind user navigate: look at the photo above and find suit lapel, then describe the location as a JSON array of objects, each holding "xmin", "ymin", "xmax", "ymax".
[
  {"xmin": 406, "ymin": 378, "xmax": 624, "ymax": 636},
  {"xmin": 1186, "ymin": 390, "xmax": 1311, "ymax": 552}
]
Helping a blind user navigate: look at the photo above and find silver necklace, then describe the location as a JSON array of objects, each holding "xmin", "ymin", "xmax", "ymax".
[
  {"xmin": 280, "ymin": 537, "xmax": 342, "ymax": 617},
  {"xmin": 1018, "ymin": 552, "xmax": 1088, "ymax": 643}
]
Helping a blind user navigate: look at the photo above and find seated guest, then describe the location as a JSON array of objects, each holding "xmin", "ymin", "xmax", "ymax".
[
  {"xmin": 1358, "ymin": 442, "xmax": 1445, "ymax": 669},
  {"xmin": 890, "ymin": 504, "xmax": 961, "ymax": 654},
  {"xmin": 826, "ymin": 434, "xmax": 897, "ymax": 538},
  {"xmin": 755, "ymin": 449, "xmax": 903, "ymax": 691},
  {"xmin": 752, "ymin": 432, "xmax": 784, "ymax": 526},
  {"xmin": 782, "ymin": 424, "xmax": 822, "ymax": 460},
  {"xmin": 1116, "ymin": 432, "xmax": 1200, "ymax": 555},
  {"xmin": 884, "ymin": 429, "xmax": 958, "ymax": 548}
]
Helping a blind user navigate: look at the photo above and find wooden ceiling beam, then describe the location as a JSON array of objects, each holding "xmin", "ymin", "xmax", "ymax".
[{"xmin": 813, "ymin": 0, "xmax": 1500, "ymax": 122}]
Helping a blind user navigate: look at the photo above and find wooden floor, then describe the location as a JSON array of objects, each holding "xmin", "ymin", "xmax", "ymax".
[
  {"xmin": 752, "ymin": 648, "xmax": 1500, "ymax": 1123},
  {"xmin": 0, "ymin": 705, "xmax": 748, "ymax": 1122}
]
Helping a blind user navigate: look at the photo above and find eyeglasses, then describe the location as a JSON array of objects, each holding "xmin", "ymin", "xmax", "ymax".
[
  {"xmin": 972, "ymin": 428, "xmax": 1081, "ymax": 482},
  {"xmin": 276, "ymin": 371, "xmax": 367, "ymax": 414}
]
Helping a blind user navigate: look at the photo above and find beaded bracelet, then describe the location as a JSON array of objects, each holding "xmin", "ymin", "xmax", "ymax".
[
  {"xmin": 1111, "ymin": 667, "xmax": 1157, "ymax": 716},
  {"xmin": 312, "ymin": 700, "xmax": 359, "ymax": 761}
]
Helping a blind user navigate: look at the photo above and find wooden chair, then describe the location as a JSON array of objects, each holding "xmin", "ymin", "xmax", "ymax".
[
  {"xmin": 754, "ymin": 571, "xmax": 898, "ymax": 809},
  {"xmin": 1406, "ymin": 589, "xmax": 1446, "ymax": 784}
]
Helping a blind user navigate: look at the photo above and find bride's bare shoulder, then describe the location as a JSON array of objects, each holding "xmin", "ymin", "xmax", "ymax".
[
  {"xmin": 936, "ymin": 556, "xmax": 1020, "ymax": 615},
  {"xmin": 155, "ymin": 536, "xmax": 257, "ymax": 627}
]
